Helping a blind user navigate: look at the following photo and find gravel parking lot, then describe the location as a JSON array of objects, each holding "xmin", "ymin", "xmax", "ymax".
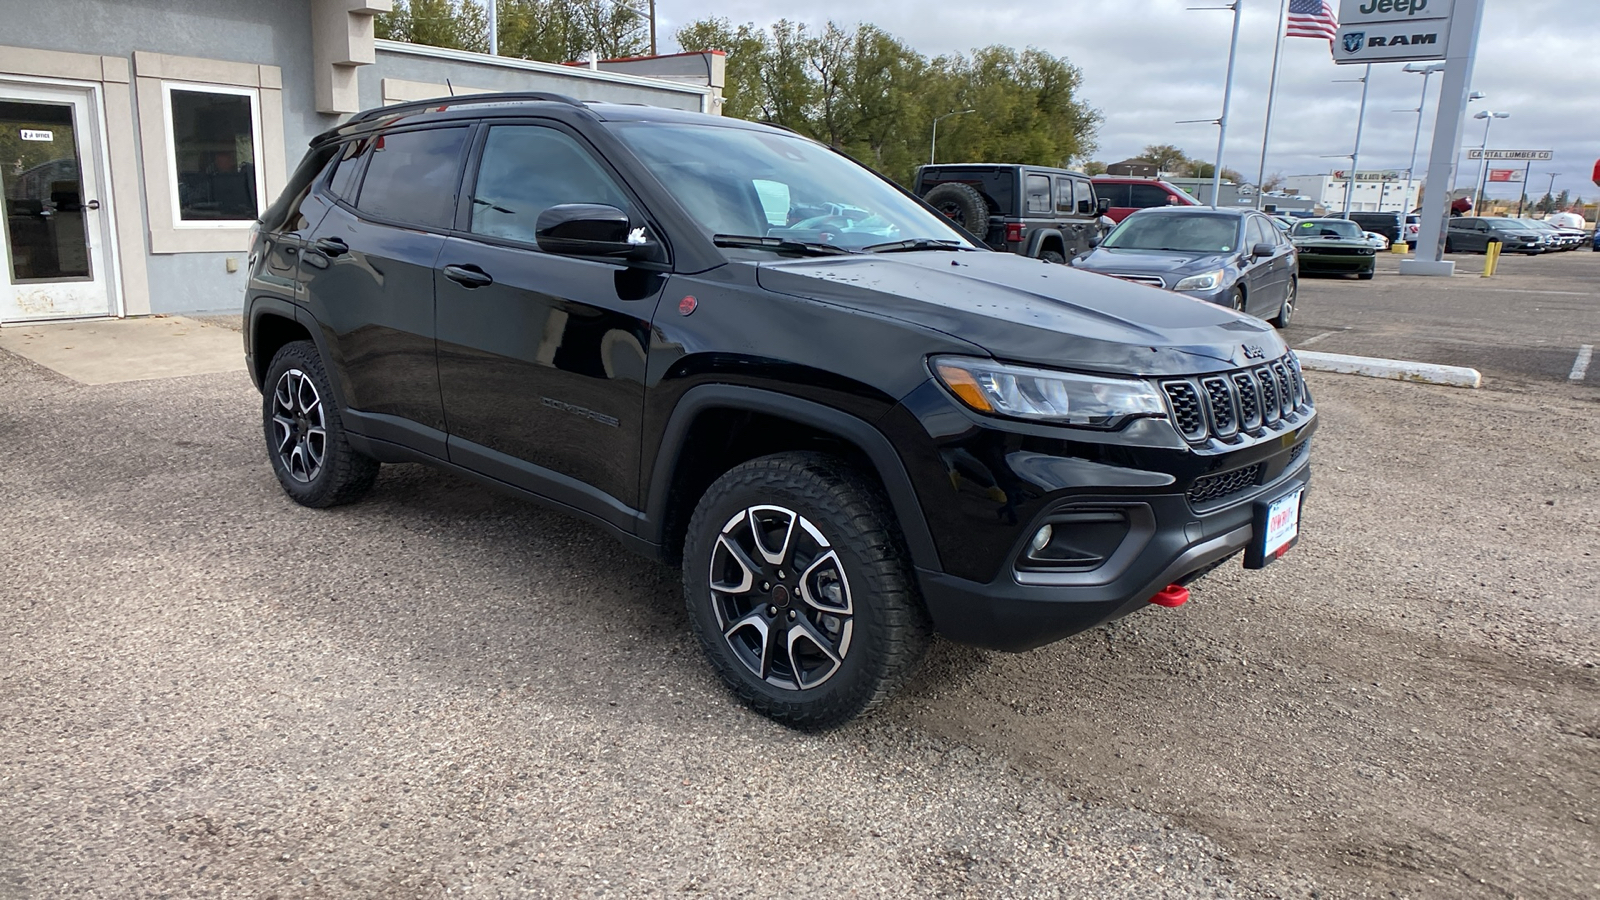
[{"xmin": 2, "ymin": 264, "xmax": 1596, "ymax": 898}]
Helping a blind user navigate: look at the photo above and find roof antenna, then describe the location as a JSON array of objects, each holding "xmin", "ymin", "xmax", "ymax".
[{"xmin": 445, "ymin": 78, "xmax": 456, "ymax": 97}]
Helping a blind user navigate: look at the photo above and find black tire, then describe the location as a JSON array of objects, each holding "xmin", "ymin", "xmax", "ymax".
[
  {"xmin": 922, "ymin": 182, "xmax": 990, "ymax": 238},
  {"xmin": 1269, "ymin": 278, "xmax": 1296, "ymax": 329},
  {"xmin": 682, "ymin": 452, "xmax": 931, "ymax": 730},
  {"xmin": 1357, "ymin": 271, "xmax": 1375, "ymax": 280},
  {"xmin": 1040, "ymin": 249, "xmax": 1066, "ymax": 264},
  {"xmin": 262, "ymin": 340, "xmax": 379, "ymax": 508}
]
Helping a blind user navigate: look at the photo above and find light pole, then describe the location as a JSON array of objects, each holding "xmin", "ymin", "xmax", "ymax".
[
  {"xmin": 1472, "ymin": 110, "xmax": 1510, "ymax": 213},
  {"xmin": 1333, "ymin": 64, "xmax": 1373, "ymax": 215},
  {"xmin": 1451, "ymin": 91, "xmax": 1487, "ymax": 193},
  {"xmin": 1398, "ymin": 62, "xmax": 1445, "ymax": 214},
  {"xmin": 930, "ymin": 109, "xmax": 975, "ymax": 166}
]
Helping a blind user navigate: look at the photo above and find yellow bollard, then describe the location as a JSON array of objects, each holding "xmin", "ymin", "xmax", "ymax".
[
  {"xmin": 1482, "ymin": 240, "xmax": 1502, "ymax": 278},
  {"xmin": 1391, "ymin": 240, "xmax": 1408, "ymax": 254}
]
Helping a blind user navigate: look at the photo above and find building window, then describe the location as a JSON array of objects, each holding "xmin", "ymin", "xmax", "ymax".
[{"xmin": 162, "ymin": 83, "xmax": 265, "ymax": 226}]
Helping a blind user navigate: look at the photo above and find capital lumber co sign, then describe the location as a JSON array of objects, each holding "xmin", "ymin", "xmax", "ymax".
[
  {"xmin": 1335, "ymin": 0, "xmax": 1452, "ymax": 63},
  {"xmin": 1466, "ymin": 149, "xmax": 1553, "ymax": 161}
]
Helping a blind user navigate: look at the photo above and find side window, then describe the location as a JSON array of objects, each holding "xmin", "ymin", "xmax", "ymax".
[
  {"xmin": 469, "ymin": 125, "xmax": 631, "ymax": 244},
  {"xmin": 1129, "ymin": 183, "xmax": 1174, "ymax": 209},
  {"xmin": 1024, "ymin": 174, "xmax": 1051, "ymax": 214},
  {"xmin": 1098, "ymin": 183, "xmax": 1130, "ymax": 207},
  {"xmin": 1074, "ymin": 179, "xmax": 1094, "ymax": 215},
  {"xmin": 1054, "ymin": 177, "xmax": 1074, "ymax": 214},
  {"xmin": 355, "ymin": 127, "xmax": 470, "ymax": 229},
  {"xmin": 327, "ymin": 139, "xmax": 368, "ymax": 202},
  {"xmin": 1246, "ymin": 216, "xmax": 1270, "ymax": 248}
]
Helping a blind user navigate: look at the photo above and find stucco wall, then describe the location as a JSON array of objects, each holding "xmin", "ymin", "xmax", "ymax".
[
  {"xmin": 0, "ymin": 1, "xmax": 714, "ymax": 315},
  {"xmin": 365, "ymin": 42, "xmax": 710, "ymax": 113},
  {"xmin": 0, "ymin": 0, "xmax": 330, "ymax": 313}
]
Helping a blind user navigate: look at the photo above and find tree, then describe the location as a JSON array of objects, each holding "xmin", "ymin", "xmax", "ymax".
[
  {"xmin": 377, "ymin": 0, "xmax": 488, "ymax": 53},
  {"xmin": 1186, "ymin": 161, "xmax": 1243, "ymax": 182},
  {"xmin": 1261, "ymin": 172, "xmax": 1285, "ymax": 193},
  {"xmin": 1140, "ymin": 144, "xmax": 1190, "ymax": 174},
  {"xmin": 1082, "ymin": 160, "xmax": 1108, "ymax": 176},
  {"xmin": 379, "ymin": 0, "xmax": 648, "ymax": 61},
  {"xmin": 1536, "ymin": 192, "xmax": 1555, "ymax": 214}
]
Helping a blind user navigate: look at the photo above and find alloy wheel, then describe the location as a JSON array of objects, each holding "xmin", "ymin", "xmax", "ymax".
[
  {"xmin": 708, "ymin": 505, "xmax": 854, "ymax": 691},
  {"xmin": 271, "ymin": 368, "xmax": 327, "ymax": 483}
]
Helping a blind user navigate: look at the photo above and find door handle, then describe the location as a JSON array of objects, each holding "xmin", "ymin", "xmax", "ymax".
[
  {"xmin": 314, "ymin": 237, "xmax": 349, "ymax": 257},
  {"xmin": 443, "ymin": 264, "xmax": 493, "ymax": 288},
  {"xmin": 84, "ymin": 199, "xmax": 101, "ymax": 211}
]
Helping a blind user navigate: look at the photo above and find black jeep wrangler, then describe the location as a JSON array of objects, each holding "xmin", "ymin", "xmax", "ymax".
[
  {"xmin": 914, "ymin": 163, "xmax": 1111, "ymax": 262},
  {"xmin": 246, "ymin": 93, "xmax": 1315, "ymax": 729}
]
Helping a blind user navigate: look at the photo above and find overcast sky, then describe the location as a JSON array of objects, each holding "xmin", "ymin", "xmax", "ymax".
[{"xmin": 659, "ymin": 0, "xmax": 1599, "ymax": 202}]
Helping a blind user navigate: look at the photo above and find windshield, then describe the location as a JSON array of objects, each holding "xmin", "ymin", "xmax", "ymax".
[
  {"xmin": 608, "ymin": 121, "xmax": 973, "ymax": 251},
  {"xmin": 1293, "ymin": 219, "xmax": 1363, "ymax": 240},
  {"xmin": 1100, "ymin": 212, "xmax": 1241, "ymax": 253}
]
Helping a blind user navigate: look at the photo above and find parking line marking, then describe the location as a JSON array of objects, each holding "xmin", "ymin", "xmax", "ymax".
[
  {"xmin": 1571, "ymin": 345, "xmax": 1593, "ymax": 382},
  {"xmin": 1299, "ymin": 331, "xmax": 1339, "ymax": 347}
]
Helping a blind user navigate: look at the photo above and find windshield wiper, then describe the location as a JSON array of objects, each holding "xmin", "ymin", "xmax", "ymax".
[
  {"xmin": 861, "ymin": 238, "xmax": 971, "ymax": 253},
  {"xmin": 713, "ymin": 235, "xmax": 857, "ymax": 256}
]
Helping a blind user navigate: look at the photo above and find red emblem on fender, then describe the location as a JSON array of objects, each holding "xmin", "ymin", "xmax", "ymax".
[{"xmin": 679, "ymin": 295, "xmax": 698, "ymax": 315}]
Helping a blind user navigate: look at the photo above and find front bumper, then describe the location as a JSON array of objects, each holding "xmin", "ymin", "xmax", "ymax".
[
  {"xmin": 915, "ymin": 456, "xmax": 1309, "ymax": 651},
  {"xmin": 883, "ymin": 369, "xmax": 1316, "ymax": 653},
  {"xmin": 1296, "ymin": 250, "xmax": 1375, "ymax": 273}
]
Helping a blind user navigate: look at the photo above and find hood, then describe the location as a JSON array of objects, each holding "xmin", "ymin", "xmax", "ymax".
[
  {"xmin": 753, "ymin": 250, "xmax": 1283, "ymax": 376},
  {"xmin": 1073, "ymin": 247, "xmax": 1229, "ymax": 275}
]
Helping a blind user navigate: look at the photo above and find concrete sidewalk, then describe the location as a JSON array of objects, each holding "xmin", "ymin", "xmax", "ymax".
[{"xmin": 0, "ymin": 316, "xmax": 245, "ymax": 385}]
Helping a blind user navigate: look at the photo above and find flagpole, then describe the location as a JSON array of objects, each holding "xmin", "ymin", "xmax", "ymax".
[{"xmin": 1255, "ymin": 0, "xmax": 1290, "ymax": 208}]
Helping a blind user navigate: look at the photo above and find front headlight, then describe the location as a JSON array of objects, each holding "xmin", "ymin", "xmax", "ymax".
[
  {"xmin": 931, "ymin": 356, "xmax": 1167, "ymax": 429},
  {"xmin": 1173, "ymin": 269, "xmax": 1224, "ymax": 292}
]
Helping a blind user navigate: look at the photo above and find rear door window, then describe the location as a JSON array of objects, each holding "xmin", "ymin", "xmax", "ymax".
[
  {"xmin": 1024, "ymin": 175, "xmax": 1051, "ymax": 214},
  {"xmin": 326, "ymin": 139, "xmax": 369, "ymax": 202},
  {"xmin": 1054, "ymin": 177, "xmax": 1075, "ymax": 214},
  {"xmin": 355, "ymin": 127, "xmax": 471, "ymax": 229},
  {"xmin": 1129, "ymin": 183, "xmax": 1174, "ymax": 209}
]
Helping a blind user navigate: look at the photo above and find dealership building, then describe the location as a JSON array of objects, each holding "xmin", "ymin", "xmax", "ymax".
[
  {"xmin": 1282, "ymin": 172, "xmax": 1421, "ymax": 215},
  {"xmin": 0, "ymin": 0, "xmax": 722, "ymax": 326}
]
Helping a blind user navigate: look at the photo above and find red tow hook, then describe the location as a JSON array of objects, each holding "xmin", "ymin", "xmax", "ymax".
[{"xmin": 1148, "ymin": 583, "xmax": 1190, "ymax": 608}]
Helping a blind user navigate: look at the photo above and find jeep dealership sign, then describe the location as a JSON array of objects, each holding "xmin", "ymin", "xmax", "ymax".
[{"xmin": 1335, "ymin": 0, "xmax": 1452, "ymax": 63}]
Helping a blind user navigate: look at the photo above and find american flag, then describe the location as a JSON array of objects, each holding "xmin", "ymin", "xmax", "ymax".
[{"xmin": 1286, "ymin": 0, "xmax": 1338, "ymax": 41}]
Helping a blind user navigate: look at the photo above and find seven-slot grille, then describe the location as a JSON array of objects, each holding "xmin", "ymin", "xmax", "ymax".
[{"xmin": 1161, "ymin": 355, "xmax": 1308, "ymax": 444}]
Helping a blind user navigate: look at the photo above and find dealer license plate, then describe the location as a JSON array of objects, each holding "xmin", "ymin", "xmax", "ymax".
[{"xmin": 1245, "ymin": 487, "xmax": 1303, "ymax": 568}]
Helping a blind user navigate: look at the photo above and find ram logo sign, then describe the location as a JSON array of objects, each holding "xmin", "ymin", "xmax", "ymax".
[
  {"xmin": 1335, "ymin": 0, "xmax": 1451, "ymax": 63},
  {"xmin": 1342, "ymin": 32, "xmax": 1366, "ymax": 53}
]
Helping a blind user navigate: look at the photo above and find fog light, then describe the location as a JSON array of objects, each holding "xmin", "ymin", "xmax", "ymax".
[{"xmin": 1028, "ymin": 525, "xmax": 1053, "ymax": 556}]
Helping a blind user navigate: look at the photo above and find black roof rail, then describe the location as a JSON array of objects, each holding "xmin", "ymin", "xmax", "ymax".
[{"xmin": 345, "ymin": 91, "xmax": 586, "ymax": 125}]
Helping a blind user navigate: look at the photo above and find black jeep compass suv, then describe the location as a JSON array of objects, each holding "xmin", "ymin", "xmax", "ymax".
[{"xmin": 245, "ymin": 93, "xmax": 1315, "ymax": 729}]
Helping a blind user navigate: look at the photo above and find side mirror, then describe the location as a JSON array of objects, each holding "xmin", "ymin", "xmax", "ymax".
[
  {"xmin": 1088, "ymin": 233, "xmax": 1103, "ymax": 248},
  {"xmin": 535, "ymin": 203, "xmax": 657, "ymax": 259},
  {"xmin": 1097, "ymin": 197, "xmax": 1112, "ymax": 214},
  {"xmin": 1078, "ymin": 200, "xmax": 1093, "ymax": 216},
  {"xmin": 1251, "ymin": 242, "xmax": 1275, "ymax": 258}
]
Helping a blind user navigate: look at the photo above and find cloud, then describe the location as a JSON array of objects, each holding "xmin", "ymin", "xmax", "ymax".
[{"xmin": 660, "ymin": 0, "xmax": 1600, "ymax": 200}]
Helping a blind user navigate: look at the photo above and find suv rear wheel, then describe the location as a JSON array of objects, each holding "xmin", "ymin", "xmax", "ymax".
[
  {"xmin": 922, "ymin": 182, "xmax": 990, "ymax": 239},
  {"xmin": 682, "ymin": 452, "xmax": 930, "ymax": 730},
  {"xmin": 262, "ymin": 341, "xmax": 379, "ymax": 508}
]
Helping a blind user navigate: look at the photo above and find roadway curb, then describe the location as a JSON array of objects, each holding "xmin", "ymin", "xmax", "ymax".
[{"xmin": 1296, "ymin": 350, "xmax": 1482, "ymax": 389}]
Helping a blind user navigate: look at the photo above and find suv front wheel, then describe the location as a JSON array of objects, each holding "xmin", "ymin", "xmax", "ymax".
[
  {"xmin": 682, "ymin": 452, "xmax": 930, "ymax": 730},
  {"xmin": 262, "ymin": 340, "xmax": 380, "ymax": 508}
]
